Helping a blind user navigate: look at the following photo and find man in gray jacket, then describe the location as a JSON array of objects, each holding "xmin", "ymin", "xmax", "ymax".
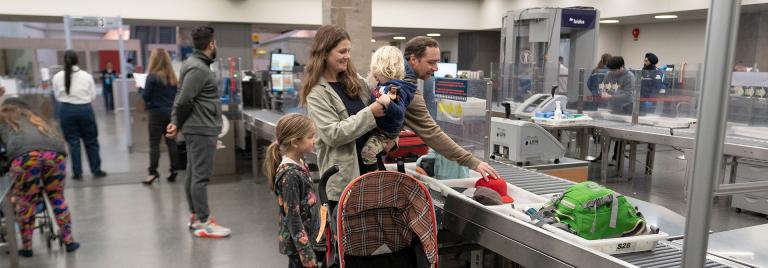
[{"xmin": 166, "ymin": 26, "xmax": 231, "ymax": 238}]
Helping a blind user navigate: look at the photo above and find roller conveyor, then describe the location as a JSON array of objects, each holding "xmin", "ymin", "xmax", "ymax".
[{"xmin": 485, "ymin": 161, "xmax": 740, "ymax": 268}]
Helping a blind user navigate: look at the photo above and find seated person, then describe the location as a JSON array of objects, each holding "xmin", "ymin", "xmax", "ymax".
[{"xmin": 361, "ymin": 46, "xmax": 416, "ymax": 165}]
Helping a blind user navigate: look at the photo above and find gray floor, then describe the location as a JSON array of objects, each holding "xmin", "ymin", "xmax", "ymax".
[
  {"xmin": 587, "ymin": 143, "xmax": 768, "ymax": 232},
  {"xmin": 1, "ymin": 99, "xmax": 766, "ymax": 267}
]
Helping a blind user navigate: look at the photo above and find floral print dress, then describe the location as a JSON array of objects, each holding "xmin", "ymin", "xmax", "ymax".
[{"xmin": 274, "ymin": 158, "xmax": 318, "ymax": 266}]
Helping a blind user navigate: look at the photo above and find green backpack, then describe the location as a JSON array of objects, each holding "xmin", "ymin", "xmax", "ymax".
[{"xmin": 545, "ymin": 181, "xmax": 646, "ymax": 240}]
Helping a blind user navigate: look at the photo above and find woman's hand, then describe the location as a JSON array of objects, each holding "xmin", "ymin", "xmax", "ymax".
[
  {"xmin": 376, "ymin": 93, "xmax": 391, "ymax": 107},
  {"xmin": 370, "ymin": 101, "xmax": 385, "ymax": 118}
]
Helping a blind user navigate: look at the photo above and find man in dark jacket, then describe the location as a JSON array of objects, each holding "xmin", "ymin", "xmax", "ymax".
[{"xmin": 166, "ymin": 26, "xmax": 231, "ymax": 238}]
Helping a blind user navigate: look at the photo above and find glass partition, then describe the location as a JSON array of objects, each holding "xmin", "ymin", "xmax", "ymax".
[
  {"xmin": 723, "ymin": 6, "xmax": 768, "ymax": 143},
  {"xmin": 428, "ymin": 77, "xmax": 489, "ymax": 160},
  {"xmin": 579, "ymin": 64, "xmax": 702, "ymax": 128}
]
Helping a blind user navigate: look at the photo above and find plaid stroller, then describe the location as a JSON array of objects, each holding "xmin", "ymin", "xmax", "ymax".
[{"xmin": 319, "ymin": 168, "xmax": 439, "ymax": 268}]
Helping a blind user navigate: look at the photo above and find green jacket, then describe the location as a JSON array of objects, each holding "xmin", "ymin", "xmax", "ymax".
[{"xmin": 306, "ymin": 78, "xmax": 377, "ymax": 201}]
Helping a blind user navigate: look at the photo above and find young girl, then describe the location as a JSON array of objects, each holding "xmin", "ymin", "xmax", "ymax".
[
  {"xmin": 264, "ymin": 113, "xmax": 319, "ymax": 268},
  {"xmin": 361, "ymin": 46, "xmax": 417, "ymax": 165},
  {"xmin": 0, "ymin": 98, "xmax": 80, "ymax": 257}
]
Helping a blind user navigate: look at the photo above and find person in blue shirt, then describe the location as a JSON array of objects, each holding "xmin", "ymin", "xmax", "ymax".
[
  {"xmin": 100, "ymin": 61, "xmax": 117, "ymax": 111},
  {"xmin": 640, "ymin": 52, "xmax": 666, "ymax": 112}
]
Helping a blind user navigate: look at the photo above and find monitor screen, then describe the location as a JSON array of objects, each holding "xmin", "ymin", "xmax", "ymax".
[
  {"xmin": 271, "ymin": 73, "xmax": 284, "ymax": 92},
  {"xmin": 282, "ymin": 73, "xmax": 294, "ymax": 91},
  {"xmin": 270, "ymin": 53, "xmax": 295, "ymax": 72},
  {"xmin": 434, "ymin": 63, "xmax": 458, "ymax": 78}
]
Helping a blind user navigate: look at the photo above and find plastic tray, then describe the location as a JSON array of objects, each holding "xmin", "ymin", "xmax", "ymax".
[
  {"xmin": 403, "ymin": 165, "xmax": 668, "ymax": 255},
  {"xmin": 533, "ymin": 116, "xmax": 593, "ymax": 126}
]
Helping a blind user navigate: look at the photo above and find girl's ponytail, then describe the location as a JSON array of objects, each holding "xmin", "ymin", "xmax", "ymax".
[{"xmin": 264, "ymin": 141, "xmax": 282, "ymax": 191}]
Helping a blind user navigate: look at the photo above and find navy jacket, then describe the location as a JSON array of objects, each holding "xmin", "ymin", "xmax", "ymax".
[
  {"xmin": 372, "ymin": 79, "xmax": 416, "ymax": 136},
  {"xmin": 141, "ymin": 73, "xmax": 177, "ymax": 113}
]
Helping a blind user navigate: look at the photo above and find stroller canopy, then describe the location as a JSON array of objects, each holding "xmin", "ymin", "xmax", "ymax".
[{"xmin": 337, "ymin": 171, "xmax": 438, "ymax": 266}]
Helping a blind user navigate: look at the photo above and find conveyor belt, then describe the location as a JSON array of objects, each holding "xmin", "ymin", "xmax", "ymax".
[
  {"xmin": 617, "ymin": 243, "xmax": 731, "ymax": 268},
  {"xmin": 489, "ymin": 160, "xmax": 737, "ymax": 267},
  {"xmin": 491, "ymin": 161, "xmax": 572, "ymax": 195}
]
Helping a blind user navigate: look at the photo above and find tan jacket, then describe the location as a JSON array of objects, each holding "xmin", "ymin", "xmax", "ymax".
[{"xmin": 307, "ymin": 78, "xmax": 481, "ymax": 201}]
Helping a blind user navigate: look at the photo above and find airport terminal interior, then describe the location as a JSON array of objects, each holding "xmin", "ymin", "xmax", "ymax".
[{"xmin": 1, "ymin": 0, "xmax": 768, "ymax": 267}]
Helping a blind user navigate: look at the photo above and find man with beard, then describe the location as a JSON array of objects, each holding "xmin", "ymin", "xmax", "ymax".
[
  {"xmin": 166, "ymin": 25, "xmax": 231, "ymax": 238},
  {"xmin": 401, "ymin": 36, "xmax": 499, "ymax": 180}
]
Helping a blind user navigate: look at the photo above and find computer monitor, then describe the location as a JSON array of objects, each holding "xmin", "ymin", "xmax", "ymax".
[
  {"xmin": 282, "ymin": 73, "xmax": 294, "ymax": 92},
  {"xmin": 271, "ymin": 73, "xmax": 284, "ymax": 92},
  {"xmin": 434, "ymin": 63, "xmax": 458, "ymax": 78},
  {"xmin": 270, "ymin": 53, "xmax": 295, "ymax": 72}
]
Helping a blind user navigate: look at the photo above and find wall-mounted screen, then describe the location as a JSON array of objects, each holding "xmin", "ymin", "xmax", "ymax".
[
  {"xmin": 270, "ymin": 53, "xmax": 295, "ymax": 72},
  {"xmin": 434, "ymin": 63, "xmax": 458, "ymax": 78}
]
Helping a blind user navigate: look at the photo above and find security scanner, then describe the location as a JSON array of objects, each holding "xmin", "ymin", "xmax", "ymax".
[
  {"xmin": 499, "ymin": 7, "xmax": 598, "ymax": 105},
  {"xmin": 490, "ymin": 117, "xmax": 566, "ymax": 165},
  {"xmin": 514, "ymin": 86, "xmax": 568, "ymax": 117}
]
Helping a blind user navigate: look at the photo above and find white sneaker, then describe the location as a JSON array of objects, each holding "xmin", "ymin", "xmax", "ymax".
[
  {"xmin": 193, "ymin": 218, "xmax": 231, "ymax": 238},
  {"xmin": 188, "ymin": 214, "xmax": 204, "ymax": 230}
]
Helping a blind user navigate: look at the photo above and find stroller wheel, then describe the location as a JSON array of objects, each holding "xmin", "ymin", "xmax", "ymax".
[{"xmin": 46, "ymin": 233, "xmax": 52, "ymax": 248}]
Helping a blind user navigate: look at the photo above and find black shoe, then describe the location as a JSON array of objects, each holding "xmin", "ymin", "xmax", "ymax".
[
  {"xmin": 72, "ymin": 174, "xmax": 83, "ymax": 180},
  {"xmin": 166, "ymin": 172, "xmax": 178, "ymax": 182},
  {"xmin": 65, "ymin": 242, "xmax": 80, "ymax": 252},
  {"xmin": 142, "ymin": 175, "xmax": 159, "ymax": 185},
  {"xmin": 93, "ymin": 170, "xmax": 107, "ymax": 178},
  {"xmin": 18, "ymin": 249, "xmax": 32, "ymax": 257}
]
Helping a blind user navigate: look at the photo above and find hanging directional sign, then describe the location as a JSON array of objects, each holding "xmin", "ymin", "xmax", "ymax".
[{"xmin": 70, "ymin": 16, "xmax": 119, "ymax": 28}]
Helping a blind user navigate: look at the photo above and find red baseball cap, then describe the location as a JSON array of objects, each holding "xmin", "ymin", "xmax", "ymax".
[{"xmin": 475, "ymin": 178, "xmax": 514, "ymax": 203}]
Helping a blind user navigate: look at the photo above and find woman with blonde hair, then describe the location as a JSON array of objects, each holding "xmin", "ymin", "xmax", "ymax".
[{"xmin": 141, "ymin": 48, "xmax": 181, "ymax": 184}]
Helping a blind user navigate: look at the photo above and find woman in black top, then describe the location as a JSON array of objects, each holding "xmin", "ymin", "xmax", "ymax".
[{"xmin": 141, "ymin": 48, "xmax": 180, "ymax": 184}]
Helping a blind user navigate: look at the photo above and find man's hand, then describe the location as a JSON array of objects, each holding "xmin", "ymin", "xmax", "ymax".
[
  {"xmin": 474, "ymin": 161, "xmax": 500, "ymax": 181},
  {"xmin": 0, "ymin": 85, "xmax": 5, "ymax": 97},
  {"xmin": 166, "ymin": 123, "xmax": 178, "ymax": 139}
]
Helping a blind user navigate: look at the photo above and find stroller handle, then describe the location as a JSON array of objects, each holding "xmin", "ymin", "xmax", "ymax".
[{"xmin": 318, "ymin": 165, "xmax": 339, "ymax": 203}]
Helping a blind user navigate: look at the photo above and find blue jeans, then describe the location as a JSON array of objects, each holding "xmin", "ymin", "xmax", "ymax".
[
  {"xmin": 59, "ymin": 103, "xmax": 101, "ymax": 176},
  {"xmin": 103, "ymin": 84, "xmax": 114, "ymax": 110}
]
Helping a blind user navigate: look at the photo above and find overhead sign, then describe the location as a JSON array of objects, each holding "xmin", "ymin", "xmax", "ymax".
[
  {"xmin": 561, "ymin": 9, "xmax": 597, "ymax": 29},
  {"xmin": 70, "ymin": 16, "xmax": 119, "ymax": 28},
  {"xmin": 434, "ymin": 78, "xmax": 468, "ymax": 101}
]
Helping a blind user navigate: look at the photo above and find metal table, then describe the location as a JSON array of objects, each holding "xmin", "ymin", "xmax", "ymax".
[
  {"xmin": 0, "ymin": 176, "xmax": 19, "ymax": 267},
  {"xmin": 242, "ymin": 109, "xmax": 284, "ymax": 183},
  {"xmin": 706, "ymin": 223, "xmax": 768, "ymax": 267}
]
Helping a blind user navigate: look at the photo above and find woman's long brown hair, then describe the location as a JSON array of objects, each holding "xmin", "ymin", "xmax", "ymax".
[
  {"xmin": 300, "ymin": 25, "xmax": 364, "ymax": 106},
  {"xmin": 0, "ymin": 104, "xmax": 62, "ymax": 139},
  {"xmin": 148, "ymin": 48, "xmax": 178, "ymax": 86}
]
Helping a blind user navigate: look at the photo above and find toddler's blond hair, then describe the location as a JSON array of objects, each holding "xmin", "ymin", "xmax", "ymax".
[{"xmin": 367, "ymin": 46, "xmax": 405, "ymax": 86}]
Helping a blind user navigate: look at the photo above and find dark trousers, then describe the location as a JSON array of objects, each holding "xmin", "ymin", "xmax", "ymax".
[
  {"xmin": 288, "ymin": 255, "xmax": 303, "ymax": 268},
  {"xmin": 147, "ymin": 110, "xmax": 179, "ymax": 176},
  {"xmin": 103, "ymin": 85, "xmax": 114, "ymax": 110},
  {"xmin": 184, "ymin": 134, "xmax": 217, "ymax": 222},
  {"xmin": 59, "ymin": 103, "xmax": 101, "ymax": 176}
]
